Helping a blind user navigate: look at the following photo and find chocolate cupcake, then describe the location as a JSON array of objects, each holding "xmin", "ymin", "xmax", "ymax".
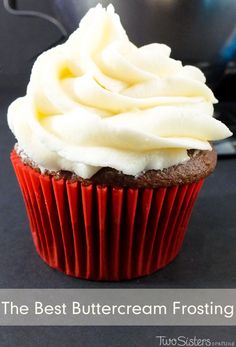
[{"xmin": 8, "ymin": 4, "xmax": 232, "ymax": 280}]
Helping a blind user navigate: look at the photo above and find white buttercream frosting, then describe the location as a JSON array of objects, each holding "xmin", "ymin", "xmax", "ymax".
[{"xmin": 8, "ymin": 4, "xmax": 232, "ymax": 178}]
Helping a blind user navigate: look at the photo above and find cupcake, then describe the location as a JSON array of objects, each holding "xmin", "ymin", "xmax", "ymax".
[{"xmin": 8, "ymin": 4, "xmax": 232, "ymax": 281}]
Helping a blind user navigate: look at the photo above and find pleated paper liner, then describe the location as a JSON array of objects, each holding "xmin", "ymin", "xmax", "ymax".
[{"xmin": 11, "ymin": 150, "xmax": 204, "ymax": 281}]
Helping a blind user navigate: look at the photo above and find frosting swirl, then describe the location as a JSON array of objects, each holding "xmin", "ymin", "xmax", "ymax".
[{"xmin": 8, "ymin": 4, "xmax": 232, "ymax": 178}]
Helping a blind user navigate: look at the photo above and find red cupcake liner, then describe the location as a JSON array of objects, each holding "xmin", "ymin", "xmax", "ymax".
[{"xmin": 11, "ymin": 150, "xmax": 204, "ymax": 281}]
